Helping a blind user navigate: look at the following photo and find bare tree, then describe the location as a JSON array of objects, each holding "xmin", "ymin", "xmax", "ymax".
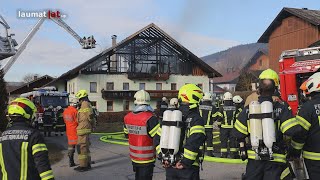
[
  {"xmin": 22, "ymin": 73, "xmax": 40, "ymax": 83},
  {"xmin": 236, "ymin": 72, "xmax": 256, "ymax": 91}
]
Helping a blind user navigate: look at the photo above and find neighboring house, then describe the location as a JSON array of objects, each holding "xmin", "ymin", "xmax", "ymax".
[
  {"xmin": 8, "ymin": 75, "xmax": 54, "ymax": 101},
  {"xmin": 46, "ymin": 23, "xmax": 221, "ymax": 112},
  {"xmin": 6, "ymin": 82, "xmax": 24, "ymax": 93},
  {"xmin": 211, "ymin": 49, "xmax": 269, "ymax": 92},
  {"xmin": 258, "ymin": 7, "xmax": 320, "ymax": 72}
]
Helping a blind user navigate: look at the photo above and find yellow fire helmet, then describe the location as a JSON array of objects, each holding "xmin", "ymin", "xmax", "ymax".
[
  {"xmin": 8, "ymin": 97, "xmax": 37, "ymax": 120},
  {"xmin": 259, "ymin": 69, "xmax": 279, "ymax": 86},
  {"xmin": 178, "ymin": 84, "xmax": 203, "ymax": 109},
  {"xmin": 75, "ymin": 90, "xmax": 88, "ymax": 99}
]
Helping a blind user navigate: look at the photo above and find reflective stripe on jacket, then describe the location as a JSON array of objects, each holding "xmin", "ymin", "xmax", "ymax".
[{"xmin": 124, "ymin": 111, "xmax": 155, "ymax": 164}]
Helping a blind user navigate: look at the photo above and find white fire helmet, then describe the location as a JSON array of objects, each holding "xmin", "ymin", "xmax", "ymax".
[
  {"xmin": 170, "ymin": 98, "xmax": 179, "ymax": 106},
  {"xmin": 134, "ymin": 90, "xmax": 151, "ymax": 105},
  {"xmin": 306, "ymin": 72, "xmax": 320, "ymax": 94},
  {"xmin": 233, "ymin": 95, "xmax": 243, "ymax": 104},
  {"xmin": 162, "ymin": 97, "xmax": 167, "ymax": 102},
  {"xmin": 223, "ymin": 92, "xmax": 233, "ymax": 101},
  {"xmin": 69, "ymin": 98, "xmax": 78, "ymax": 106},
  {"xmin": 202, "ymin": 92, "xmax": 212, "ymax": 101}
]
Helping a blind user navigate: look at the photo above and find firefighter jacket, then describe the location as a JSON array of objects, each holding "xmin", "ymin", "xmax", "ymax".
[
  {"xmin": 124, "ymin": 105, "xmax": 160, "ymax": 164},
  {"xmin": 63, "ymin": 106, "xmax": 78, "ymax": 145},
  {"xmin": 214, "ymin": 100, "xmax": 236, "ymax": 129},
  {"xmin": 55, "ymin": 109, "xmax": 65, "ymax": 128},
  {"xmin": 199, "ymin": 100, "xmax": 217, "ymax": 130},
  {"xmin": 291, "ymin": 94, "xmax": 320, "ymax": 161},
  {"xmin": 0, "ymin": 120, "xmax": 54, "ymax": 180},
  {"xmin": 156, "ymin": 105, "xmax": 206, "ymax": 168},
  {"xmin": 43, "ymin": 109, "xmax": 54, "ymax": 127},
  {"xmin": 77, "ymin": 100, "xmax": 94, "ymax": 136},
  {"xmin": 232, "ymin": 96, "xmax": 301, "ymax": 163},
  {"xmin": 234, "ymin": 103, "xmax": 244, "ymax": 120},
  {"xmin": 159, "ymin": 101, "xmax": 168, "ymax": 117}
]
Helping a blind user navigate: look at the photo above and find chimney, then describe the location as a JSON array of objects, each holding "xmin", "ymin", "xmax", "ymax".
[
  {"xmin": 111, "ymin": 35, "xmax": 117, "ymax": 46},
  {"xmin": 34, "ymin": 75, "xmax": 38, "ymax": 80},
  {"xmin": 302, "ymin": 8, "xmax": 308, "ymax": 10},
  {"xmin": 110, "ymin": 35, "xmax": 117, "ymax": 72}
]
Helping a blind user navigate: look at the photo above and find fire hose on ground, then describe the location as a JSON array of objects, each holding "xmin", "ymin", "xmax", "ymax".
[{"xmin": 92, "ymin": 132, "xmax": 247, "ymax": 164}]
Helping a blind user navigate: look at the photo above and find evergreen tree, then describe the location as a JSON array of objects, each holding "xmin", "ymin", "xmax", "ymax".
[{"xmin": 0, "ymin": 69, "xmax": 8, "ymax": 131}]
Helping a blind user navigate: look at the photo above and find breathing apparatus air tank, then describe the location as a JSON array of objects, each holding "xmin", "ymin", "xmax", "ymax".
[
  {"xmin": 160, "ymin": 110, "xmax": 172, "ymax": 154},
  {"xmin": 249, "ymin": 101, "xmax": 263, "ymax": 159},
  {"xmin": 261, "ymin": 101, "xmax": 275, "ymax": 160},
  {"xmin": 168, "ymin": 110, "xmax": 182, "ymax": 164}
]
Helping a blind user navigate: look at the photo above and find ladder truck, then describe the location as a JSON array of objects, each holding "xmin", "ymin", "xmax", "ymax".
[{"xmin": 0, "ymin": 14, "xmax": 96, "ymax": 74}]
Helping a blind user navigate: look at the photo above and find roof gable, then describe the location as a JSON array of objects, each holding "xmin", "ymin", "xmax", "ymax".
[
  {"xmin": 258, "ymin": 7, "xmax": 320, "ymax": 43},
  {"xmin": 9, "ymin": 75, "xmax": 54, "ymax": 94},
  {"xmin": 54, "ymin": 23, "xmax": 221, "ymax": 82}
]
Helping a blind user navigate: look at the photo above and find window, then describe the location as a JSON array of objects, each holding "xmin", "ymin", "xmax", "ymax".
[
  {"xmin": 106, "ymin": 82, "xmax": 114, "ymax": 90},
  {"xmin": 259, "ymin": 59, "xmax": 262, "ymax": 66},
  {"xmin": 72, "ymin": 83, "xmax": 75, "ymax": 93},
  {"xmin": 90, "ymin": 82, "xmax": 97, "ymax": 93},
  {"xmin": 123, "ymin": 83, "xmax": 129, "ymax": 90},
  {"xmin": 156, "ymin": 83, "xmax": 162, "ymax": 90},
  {"xmin": 139, "ymin": 83, "xmax": 146, "ymax": 90},
  {"xmin": 171, "ymin": 83, "xmax": 177, "ymax": 90},
  {"xmin": 198, "ymin": 84, "xmax": 203, "ymax": 90},
  {"xmin": 107, "ymin": 101, "xmax": 113, "ymax": 111},
  {"xmin": 124, "ymin": 100, "xmax": 130, "ymax": 111},
  {"xmin": 68, "ymin": 84, "xmax": 71, "ymax": 93},
  {"xmin": 91, "ymin": 101, "xmax": 97, "ymax": 107}
]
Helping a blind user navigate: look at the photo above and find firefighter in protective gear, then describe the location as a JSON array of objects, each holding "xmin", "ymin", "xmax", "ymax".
[
  {"xmin": 160, "ymin": 84, "xmax": 206, "ymax": 180},
  {"xmin": 232, "ymin": 69, "xmax": 301, "ymax": 180},
  {"xmin": 43, "ymin": 105, "xmax": 54, "ymax": 137},
  {"xmin": 290, "ymin": 72, "xmax": 320, "ymax": 179},
  {"xmin": 214, "ymin": 92, "xmax": 238, "ymax": 158},
  {"xmin": 233, "ymin": 95, "xmax": 244, "ymax": 120},
  {"xmin": 0, "ymin": 98, "xmax": 54, "ymax": 180},
  {"xmin": 124, "ymin": 90, "xmax": 160, "ymax": 180},
  {"xmin": 159, "ymin": 97, "xmax": 168, "ymax": 120},
  {"xmin": 63, "ymin": 99, "xmax": 78, "ymax": 167},
  {"xmin": 199, "ymin": 92, "xmax": 217, "ymax": 157},
  {"xmin": 299, "ymin": 80, "xmax": 311, "ymax": 104},
  {"xmin": 74, "ymin": 90, "xmax": 95, "ymax": 172},
  {"xmin": 55, "ymin": 106, "xmax": 65, "ymax": 136},
  {"xmin": 168, "ymin": 98, "xmax": 179, "ymax": 110}
]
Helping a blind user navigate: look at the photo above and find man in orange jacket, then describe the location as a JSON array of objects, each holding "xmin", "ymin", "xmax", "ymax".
[{"xmin": 63, "ymin": 98, "xmax": 79, "ymax": 167}]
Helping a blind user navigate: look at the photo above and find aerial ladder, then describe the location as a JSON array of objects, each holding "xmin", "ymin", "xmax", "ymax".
[
  {"xmin": 0, "ymin": 14, "xmax": 96, "ymax": 74},
  {"xmin": 0, "ymin": 14, "xmax": 18, "ymax": 60}
]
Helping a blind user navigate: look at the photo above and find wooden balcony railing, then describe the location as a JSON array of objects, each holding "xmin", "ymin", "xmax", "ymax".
[{"xmin": 102, "ymin": 90, "xmax": 179, "ymax": 99}]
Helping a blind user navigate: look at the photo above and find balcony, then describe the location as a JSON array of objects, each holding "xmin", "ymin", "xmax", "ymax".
[
  {"xmin": 127, "ymin": 73, "xmax": 170, "ymax": 81},
  {"xmin": 101, "ymin": 90, "xmax": 178, "ymax": 99}
]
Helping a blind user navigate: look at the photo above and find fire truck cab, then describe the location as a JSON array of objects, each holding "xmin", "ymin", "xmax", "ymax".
[
  {"xmin": 279, "ymin": 47, "xmax": 320, "ymax": 115},
  {"xmin": 20, "ymin": 86, "xmax": 69, "ymax": 129}
]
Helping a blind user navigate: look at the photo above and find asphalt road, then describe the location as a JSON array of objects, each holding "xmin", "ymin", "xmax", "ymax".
[{"xmin": 46, "ymin": 135, "xmax": 246, "ymax": 180}]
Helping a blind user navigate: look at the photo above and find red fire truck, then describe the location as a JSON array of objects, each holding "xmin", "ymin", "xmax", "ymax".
[{"xmin": 279, "ymin": 47, "xmax": 320, "ymax": 115}]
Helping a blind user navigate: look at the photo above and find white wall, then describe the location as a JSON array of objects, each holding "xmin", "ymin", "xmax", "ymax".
[
  {"xmin": 216, "ymin": 83, "xmax": 236, "ymax": 92},
  {"xmin": 67, "ymin": 74, "xmax": 209, "ymax": 112}
]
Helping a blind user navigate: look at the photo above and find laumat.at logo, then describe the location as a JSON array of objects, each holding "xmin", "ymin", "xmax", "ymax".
[{"xmin": 17, "ymin": 9, "xmax": 67, "ymax": 19}]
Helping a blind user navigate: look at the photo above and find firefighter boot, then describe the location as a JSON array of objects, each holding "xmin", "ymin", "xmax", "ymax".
[
  {"xmin": 206, "ymin": 150, "xmax": 215, "ymax": 157},
  {"xmin": 221, "ymin": 152, "xmax": 228, "ymax": 158},
  {"xmin": 74, "ymin": 166, "xmax": 90, "ymax": 172},
  {"xmin": 69, "ymin": 155, "xmax": 76, "ymax": 167}
]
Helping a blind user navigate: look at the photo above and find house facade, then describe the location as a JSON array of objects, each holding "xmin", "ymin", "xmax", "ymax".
[
  {"xmin": 47, "ymin": 23, "xmax": 221, "ymax": 112},
  {"xmin": 258, "ymin": 7, "xmax": 320, "ymax": 72}
]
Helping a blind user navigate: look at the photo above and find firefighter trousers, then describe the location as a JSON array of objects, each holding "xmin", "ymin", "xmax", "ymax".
[
  {"xmin": 220, "ymin": 128, "xmax": 237, "ymax": 155},
  {"xmin": 205, "ymin": 129, "xmax": 213, "ymax": 154},
  {"xmin": 305, "ymin": 159, "xmax": 320, "ymax": 180},
  {"xmin": 244, "ymin": 159, "xmax": 284, "ymax": 180},
  {"xmin": 166, "ymin": 166, "xmax": 200, "ymax": 180},
  {"xmin": 68, "ymin": 144, "xmax": 80, "ymax": 157},
  {"xmin": 132, "ymin": 162, "xmax": 154, "ymax": 180},
  {"xmin": 78, "ymin": 134, "xmax": 91, "ymax": 167}
]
